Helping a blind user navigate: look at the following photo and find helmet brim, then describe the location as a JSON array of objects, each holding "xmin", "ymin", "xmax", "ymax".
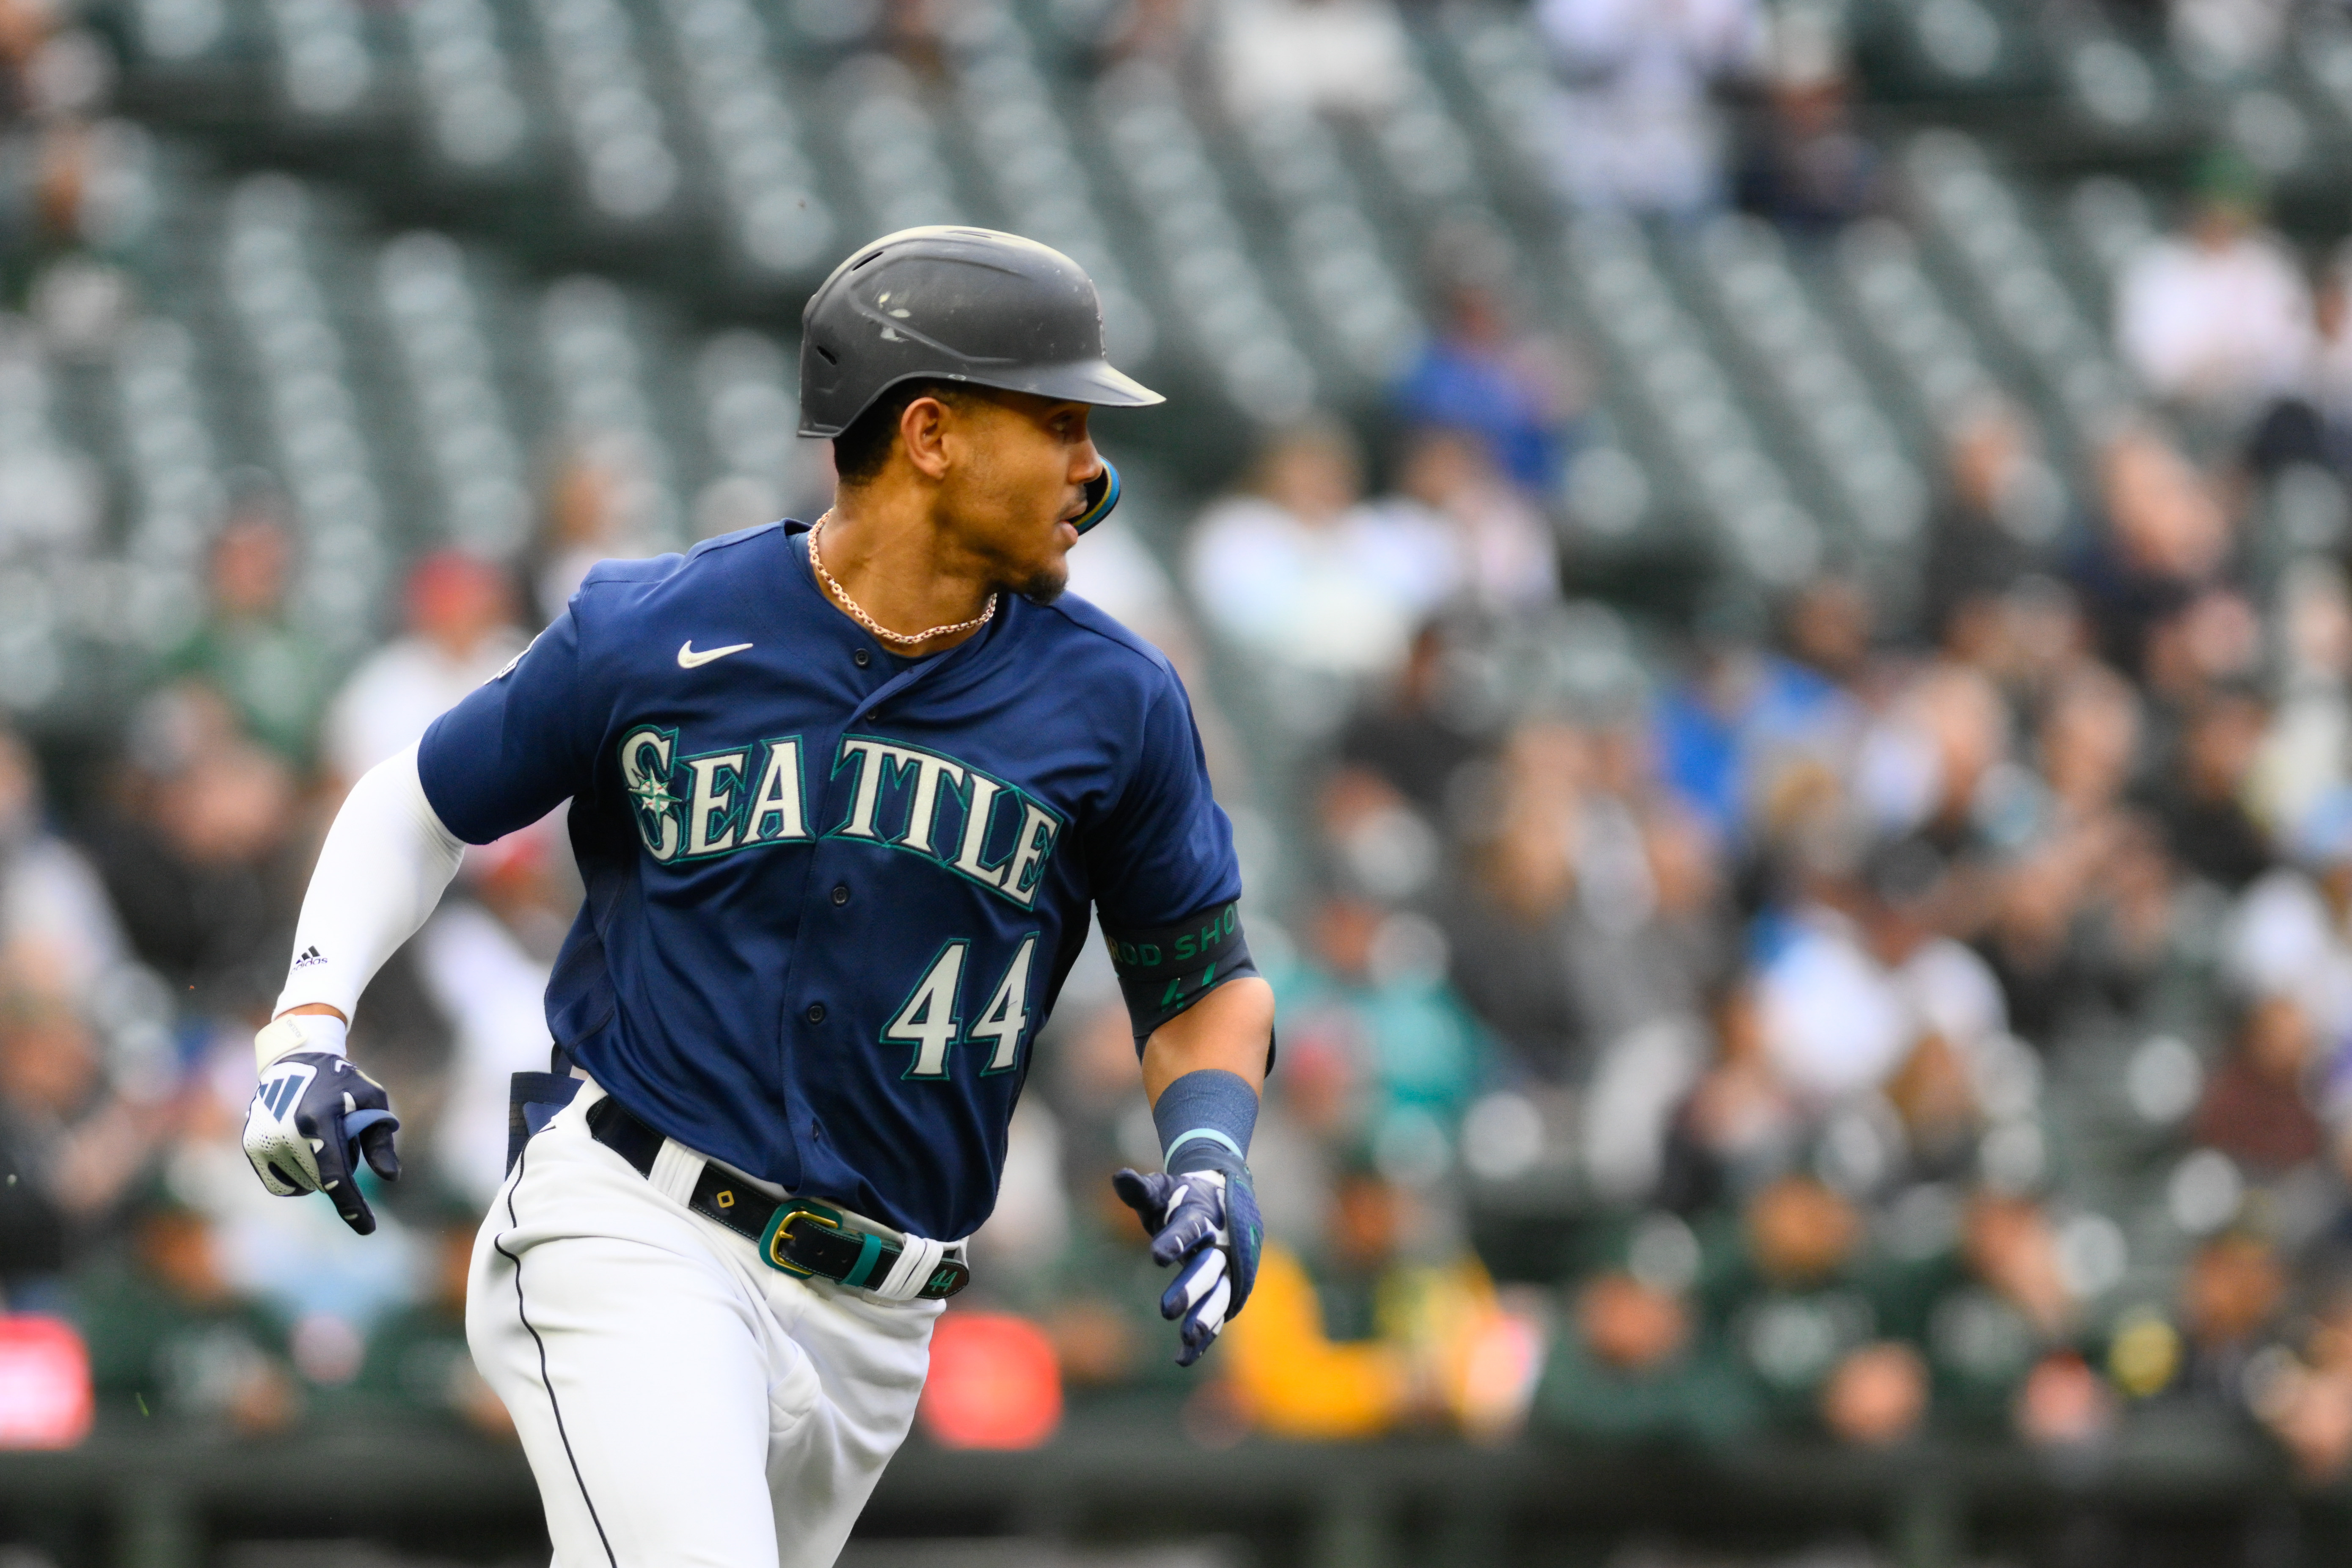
[
  {"xmin": 1009, "ymin": 357, "xmax": 1166, "ymax": 410},
  {"xmin": 797, "ymin": 358, "xmax": 1164, "ymax": 436}
]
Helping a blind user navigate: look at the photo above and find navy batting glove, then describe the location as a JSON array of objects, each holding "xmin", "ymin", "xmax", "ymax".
[
  {"xmin": 1113, "ymin": 1153, "xmax": 1263, "ymax": 1367},
  {"xmin": 243, "ymin": 1051, "xmax": 402, "ymax": 1236}
]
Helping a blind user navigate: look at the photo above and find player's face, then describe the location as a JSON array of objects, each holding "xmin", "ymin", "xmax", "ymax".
[{"xmin": 935, "ymin": 391, "xmax": 1099, "ymax": 605}]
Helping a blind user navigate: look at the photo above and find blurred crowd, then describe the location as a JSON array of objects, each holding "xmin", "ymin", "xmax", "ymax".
[
  {"xmin": 5, "ymin": 0, "xmax": 2352, "ymax": 1502},
  {"xmin": 0, "ymin": 472, "xmax": 577, "ymax": 1437},
  {"xmin": 1048, "ymin": 137, "xmax": 2352, "ymax": 1479}
]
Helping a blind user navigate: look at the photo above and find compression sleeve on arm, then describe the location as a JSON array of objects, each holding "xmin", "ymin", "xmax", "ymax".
[
  {"xmin": 268, "ymin": 743, "xmax": 466, "ymax": 1046},
  {"xmin": 1100, "ymin": 899, "xmax": 1266, "ymax": 1057}
]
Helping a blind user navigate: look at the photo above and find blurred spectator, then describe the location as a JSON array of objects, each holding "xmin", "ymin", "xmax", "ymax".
[
  {"xmin": 1909, "ymin": 1192, "xmax": 2113, "ymax": 1444},
  {"xmin": 88, "ymin": 684, "xmax": 299, "ymax": 1016},
  {"xmin": 2140, "ymin": 687, "xmax": 2272, "ymax": 892},
  {"xmin": 1393, "ymin": 246, "xmax": 1585, "ymax": 496},
  {"xmin": 1734, "ymin": 12, "xmax": 1883, "ymax": 237},
  {"xmin": 1977, "ymin": 668, "xmax": 2173, "ymax": 1039},
  {"xmin": 1658, "ymin": 981, "xmax": 1803, "ymax": 1212},
  {"xmin": 1440, "ymin": 718, "xmax": 1725, "ymax": 1093},
  {"xmin": 1755, "ymin": 834, "xmax": 2005, "ymax": 1108},
  {"xmin": 1270, "ymin": 894, "xmax": 1489, "ymax": 1155},
  {"xmin": 1578, "ymin": 816, "xmax": 1729, "ymax": 1199},
  {"xmin": 1535, "ymin": 1216, "xmax": 1759, "ymax": 1446},
  {"xmin": 2013, "ymin": 1349, "xmax": 2118, "ymax": 1449},
  {"xmin": 2071, "ymin": 428, "xmax": 2234, "ymax": 680},
  {"xmin": 74, "ymin": 1183, "xmax": 301, "ymax": 1433},
  {"xmin": 1185, "ymin": 420, "xmax": 1451, "ymax": 681},
  {"xmin": 2250, "ymin": 561, "xmax": 2352, "ymax": 832},
  {"xmin": 2254, "ymin": 1284, "xmax": 2352, "ymax": 1480},
  {"xmin": 1922, "ymin": 400, "xmax": 2066, "ymax": 649},
  {"xmin": 1214, "ymin": 0, "xmax": 1409, "ymax": 120},
  {"xmin": 2116, "ymin": 154, "xmax": 2311, "ymax": 425},
  {"xmin": 2227, "ymin": 786, "xmax": 2352, "ymax": 1052},
  {"xmin": 1355, "ymin": 428, "xmax": 1560, "ymax": 610},
  {"xmin": 1652, "ymin": 583, "xmax": 1870, "ymax": 854},
  {"xmin": 1819, "ymin": 1340, "xmax": 1931, "ymax": 1447},
  {"xmin": 1534, "ymin": 0, "xmax": 1763, "ymax": 216},
  {"xmin": 162, "ymin": 489, "xmax": 335, "ymax": 766},
  {"xmin": 968, "ymin": 1100, "xmax": 1072, "ymax": 1298},
  {"xmin": 2, "ymin": 113, "xmax": 155, "ymax": 311},
  {"xmin": 1223, "ymin": 1164, "xmax": 1521, "ymax": 1439},
  {"xmin": 0, "ymin": 973, "xmax": 155, "ymax": 1298},
  {"xmin": 998, "ymin": 1155, "xmax": 1197, "ymax": 1410},
  {"xmin": 2190, "ymin": 995, "xmax": 2325, "ymax": 1178},
  {"xmin": 0, "ymin": 0, "xmax": 58, "ymax": 121},
  {"xmin": 2178, "ymin": 1229, "xmax": 2287, "ymax": 1404},
  {"xmin": 1982, "ymin": 817, "xmax": 2183, "ymax": 1046},
  {"xmin": 1700, "ymin": 1174, "xmax": 1928, "ymax": 1446},
  {"xmin": 323, "ymin": 551, "xmax": 525, "ymax": 789},
  {"xmin": 2039, "ymin": 664, "xmax": 2144, "ymax": 830},
  {"xmin": 1779, "ymin": 576, "xmax": 1875, "ymax": 700},
  {"xmin": 1438, "ymin": 722, "xmax": 1596, "ymax": 1082},
  {"xmin": 350, "ymin": 1191, "xmax": 512, "ymax": 1437},
  {"xmin": 2244, "ymin": 252, "xmax": 2352, "ymax": 482},
  {"xmin": 2141, "ymin": 589, "xmax": 2264, "ymax": 721},
  {"xmin": 1946, "ymin": 576, "xmax": 2094, "ymax": 736},
  {"xmin": 1853, "ymin": 660, "xmax": 2010, "ymax": 854},
  {"xmin": 414, "ymin": 849, "xmax": 561, "ymax": 1206},
  {"xmin": 1332, "ymin": 621, "xmax": 1488, "ymax": 821},
  {"xmin": 0, "ymin": 725, "xmax": 123, "ymax": 1001},
  {"xmin": 2305, "ymin": 251, "xmax": 2352, "ymax": 450}
]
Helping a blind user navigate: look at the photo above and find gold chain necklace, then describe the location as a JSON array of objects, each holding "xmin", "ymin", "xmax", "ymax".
[{"xmin": 807, "ymin": 513, "xmax": 998, "ymax": 650}]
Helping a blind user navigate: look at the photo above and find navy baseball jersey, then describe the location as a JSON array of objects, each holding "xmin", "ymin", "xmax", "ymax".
[{"xmin": 417, "ymin": 520, "xmax": 1239, "ymax": 1240}]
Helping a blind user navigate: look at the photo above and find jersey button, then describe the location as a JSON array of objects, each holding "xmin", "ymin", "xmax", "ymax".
[
  {"xmin": 853, "ymin": 648, "xmax": 871, "ymax": 668},
  {"xmin": 831, "ymin": 884, "xmax": 850, "ymax": 906},
  {"xmin": 805, "ymin": 1003, "xmax": 826, "ymax": 1025}
]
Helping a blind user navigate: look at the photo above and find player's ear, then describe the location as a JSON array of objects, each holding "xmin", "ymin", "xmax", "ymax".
[{"xmin": 898, "ymin": 394, "xmax": 956, "ymax": 481}]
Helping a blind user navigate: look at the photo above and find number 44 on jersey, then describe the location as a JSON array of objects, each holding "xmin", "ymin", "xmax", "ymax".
[{"xmin": 887, "ymin": 934, "xmax": 1039, "ymax": 1080}]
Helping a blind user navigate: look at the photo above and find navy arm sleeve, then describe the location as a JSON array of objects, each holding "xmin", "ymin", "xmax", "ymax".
[{"xmin": 417, "ymin": 608, "xmax": 602, "ymax": 845}]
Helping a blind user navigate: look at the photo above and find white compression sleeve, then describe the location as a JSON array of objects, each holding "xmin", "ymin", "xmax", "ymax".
[{"xmin": 268, "ymin": 743, "xmax": 466, "ymax": 1053}]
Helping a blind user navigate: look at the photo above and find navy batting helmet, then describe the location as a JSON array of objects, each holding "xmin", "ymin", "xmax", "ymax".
[{"xmin": 798, "ymin": 228, "xmax": 1161, "ymax": 532}]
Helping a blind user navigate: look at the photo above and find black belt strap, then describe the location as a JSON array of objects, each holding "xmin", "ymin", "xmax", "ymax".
[{"xmin": 585, "ymin": 1096, "xmax": 969, "ymax": 1300}]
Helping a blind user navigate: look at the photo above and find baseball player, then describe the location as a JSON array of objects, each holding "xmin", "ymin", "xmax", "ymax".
[{"xmin": 239, "ymin": 227, "xmax": 1276, "ymax": 1568}]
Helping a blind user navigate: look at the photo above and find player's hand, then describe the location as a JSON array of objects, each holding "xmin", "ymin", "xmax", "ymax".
[
  {"xmin": 1113, "ymin": 1154, "xmax": 1262, "ymax": 1367},
  {"xmin": 242, "ymin": 1050, "xmax": 402, "ymax": 1235}
]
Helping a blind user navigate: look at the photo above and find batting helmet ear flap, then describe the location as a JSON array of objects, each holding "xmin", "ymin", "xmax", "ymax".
[{"xmin": 1072, "ymin": 460, "xmax": 1122, "ymax": 536}]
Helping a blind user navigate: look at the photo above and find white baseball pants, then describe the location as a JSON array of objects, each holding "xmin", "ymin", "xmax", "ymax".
[{"xmin": 467, "ymin": 1082, "xmax": 940, "ymax": 1568}]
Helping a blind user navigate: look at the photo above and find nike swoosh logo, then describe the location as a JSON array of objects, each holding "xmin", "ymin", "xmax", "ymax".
[{"xmin": 678, "ymin": 640, "xmax": 754, "ymax": 669}]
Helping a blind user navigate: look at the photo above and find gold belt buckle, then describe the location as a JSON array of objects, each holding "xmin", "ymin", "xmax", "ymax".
[{"xmin": 759, "ymin": 1201, "xmax": 843, "ymax": 1276}]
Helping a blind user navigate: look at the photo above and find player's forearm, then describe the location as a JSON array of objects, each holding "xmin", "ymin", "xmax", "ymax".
[
  {"xmin": 264, "ymin": 744, "xmax": 465, "ymax": 1059},
  {"xmin": 1141, "ymin": 976, "xmax": 1272, "ymax": 1102}
]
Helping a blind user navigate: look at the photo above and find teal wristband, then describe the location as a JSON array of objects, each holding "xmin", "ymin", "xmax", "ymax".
[{"xmin": 1165, "ymin": 1127, "xmax": 1245, "ymax": 1165}]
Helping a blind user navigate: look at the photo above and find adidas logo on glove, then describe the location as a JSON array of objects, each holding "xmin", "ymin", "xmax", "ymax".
[{"xmin": 242, "ymin": 1046, "xmax": 402, "ymax": 1236}]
